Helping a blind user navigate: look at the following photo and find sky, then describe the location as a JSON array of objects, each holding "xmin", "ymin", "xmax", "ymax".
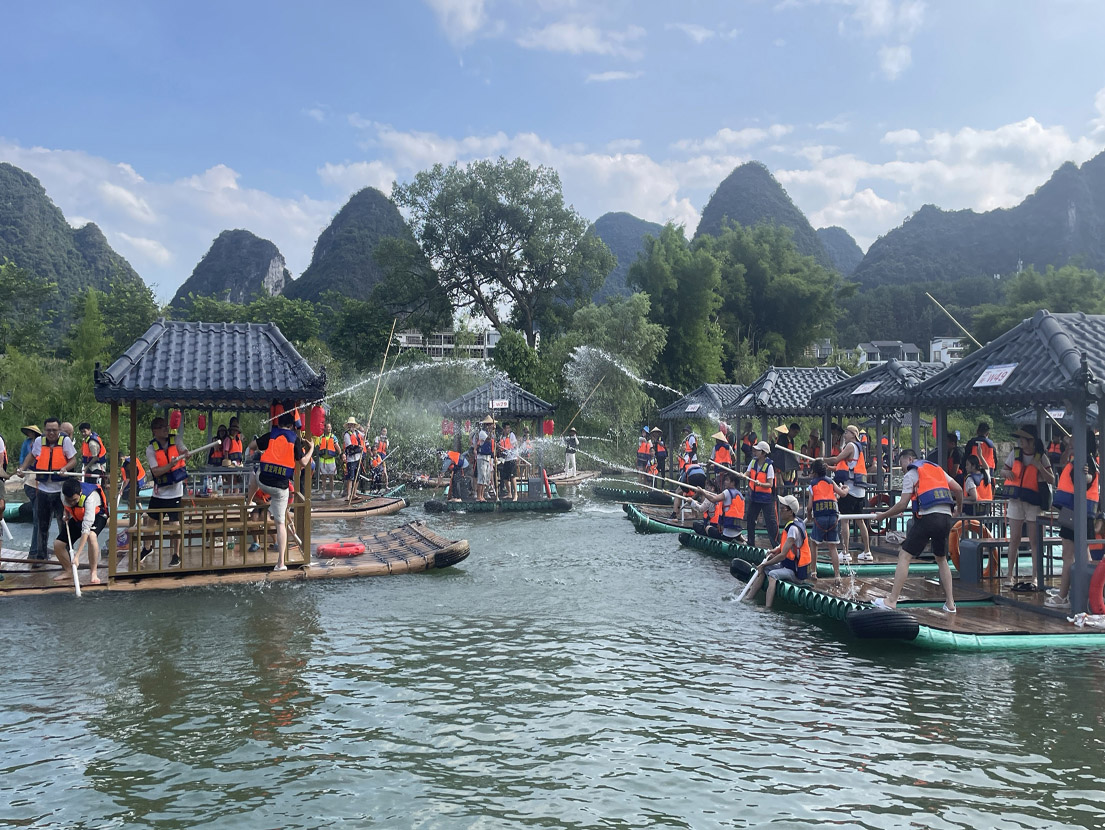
[{"xmin": 2, "ymin": 0, "xmax": 1105, "ymax": 302}]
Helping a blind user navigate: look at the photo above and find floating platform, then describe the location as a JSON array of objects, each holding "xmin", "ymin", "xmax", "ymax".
[
  {"xmin": 548, "ymin": 470, "xmax": 600, "ymax": 486},
  {"xmin": 310, "ymin": 486, "xmax": 409, "ymax": 520},
  {"xmin": 592, "ymin": 485, "xmax": 673, "ymax": 506},
  {"xmin": 0, "ymin": 521, "xmax": 468, "ymax": 596},
  {"xmin": 623, "ymin": 502, "xmax": 697, "ymax": 534},
  {"xmin": 424, "ymin": 496, "xmax": 572, "ymax": 514}
]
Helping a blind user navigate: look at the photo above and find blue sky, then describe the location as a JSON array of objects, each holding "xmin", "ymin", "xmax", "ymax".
[{"xmin": 3, "ymin": 0, "xmax": 1105, "ymax": 301}]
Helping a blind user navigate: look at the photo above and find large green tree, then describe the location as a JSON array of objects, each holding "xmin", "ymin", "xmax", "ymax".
[
  {"xmin": 628, "ymin": 224, "xmax": 724, "ymax": 391},
  {"xmin": 389, "ymin": 157, "xmax": 614, "ymax": 347},
  {"xmin": 973, "ymin": 265, "xmax": 1105, "ymax": 343}
]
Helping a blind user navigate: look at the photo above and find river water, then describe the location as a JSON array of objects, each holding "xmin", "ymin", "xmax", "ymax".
[{"xmin": 1, "ymin": 489, "xmax": 1103, "ymax": 829}]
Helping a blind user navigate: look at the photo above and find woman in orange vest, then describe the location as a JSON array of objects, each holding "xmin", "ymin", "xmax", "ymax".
[
  {"xmin": 1000, "ymin": 425, "xmax": 1055, "ymax": 590},
  {"xmin": 636, "ymin": 427, "xmax": 652, "ymax": 477},
  {"xmin": 740, "ymin": 494, "xmax": 812, "ymax": 609},
  {"xmin": 696, "ymin": 471, "xmax": 745, "ymax": 541},
  {"xmin": 807, "ymin": 459, "xmax": 850, "ymax": 579},
  {"xmin": 871, "ymin": 449, "xmax": 962, "ymax": 612},
  {"xmin": 709, "ymin": 430, "xmax": 733, "ymax": 483},
  {"xmin": 315, "ymin": 422, "xmax": 339, "ymax": 497},
  {"xmin": 1047, "ymin": 430, "xmax": 1100, "ymax": 609},
  {"xmin": 745, "ymin": 440, "xmax": 779, "ymax": 547},
  {"xmin": 208, "ymin": 425, "xmax": 228, "ymax": 466},
  {"xmin": 822, "ymin": 424, "xmax": 872, "ymax": 561},
  {"xmin": 962, "ymin": 454, "xmax": 993, "ymax": 517}
]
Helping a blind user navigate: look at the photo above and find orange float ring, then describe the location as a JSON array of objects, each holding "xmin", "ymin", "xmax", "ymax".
[
  {"xmin": 317, "ymin": 541, "xmax": 366, "ymax": 558},
  {"xmin": 949, "ymin": 519, "xmax": 996, "ymax": 575},
  {"xmin": 1090, "ymin": 558, "xmax": 1105, "ymax": 615}
]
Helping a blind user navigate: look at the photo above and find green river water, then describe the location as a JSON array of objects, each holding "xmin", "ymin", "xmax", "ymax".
[{"xmin": 1, "ymin": 489, "xmax": 1103, "ymax": 829}]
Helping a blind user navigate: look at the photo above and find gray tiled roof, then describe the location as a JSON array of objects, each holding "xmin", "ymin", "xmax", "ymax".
[
  {"xmin": 809, "ymin": 360, "xmax": 947, "ymax": 414},
  {"xmin": 443, "ymin": 378, "xmax": 555, "ymax": 420},
  {"xmin": 913, "ymin": 310, "xmax": 1105, "ymax": 409},
  {"xmin": 727, "ymin": 366, "xmax": 851, "ymax": 418},
  {"xmin": 656, "ymin": 383, "xmax": 746, "ymax": 421},
  {"xmin": 1009, "ymin": 403, "xmax": 1099, "ymax": 427},
  {"xmin": 94, "ymin": 319, "xmax": 326, "ymax": 408}
]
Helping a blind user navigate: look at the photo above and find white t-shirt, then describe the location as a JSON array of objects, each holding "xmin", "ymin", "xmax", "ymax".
[
  {"xmin": 146, "ymin": 433, "xmax": 189, "ymax": 499},
  {"xmin": 902, "ymin": 465, "xmax": 953, "ymax": 516},
  {"xmin": 30, "ymin": 436, "xmax": 77, "ymax": 495},
  {"xmin": 75, "ymin": 489, "xmax": 103, "ymax": 535},
  {"xmin": 502, "ymin": 431, "xmax": 519, "ymax": 461},
  {"xmin": 343, "ymin": 430, "xmax": 364, "ymax": 461}
]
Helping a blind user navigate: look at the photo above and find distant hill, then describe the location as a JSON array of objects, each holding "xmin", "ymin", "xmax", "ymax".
[
  {"xmin": 816, "ymin": 226, "xmax": 864, "ymax": 276},
  {"xmin": 283, "ymin": 187, "xmax": 413, "ymax": 302},
  {"xmin": 853, "ymin": 150, "xmax": 1105, "ymax": 285},
  {"xmin": 694, "ymin": 161, "xmax": 832, "ymax": 268},
  {"xmin": 170, "ymin": 229, "xmax": 288, "ymax": 309},
  {"xmin": 0, "ymin": 162, "xmax": 145, "ymax": 320},
  {"xmin": 589, "ymin": 212, "xmax": 663, "ymax": 302}
]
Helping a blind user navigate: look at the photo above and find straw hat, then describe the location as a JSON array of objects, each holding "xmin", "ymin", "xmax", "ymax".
[
  {"xmin": 774, "ymin": 424, "xmax": 790, "ymax": 434},
  {"xmin": 1012, "ymin": 427, "xmax": 1037, "ymax": 442},
  {"xmin": 568, "ymin": 427, "xmax": 577, "ymax": 433},
  {"xmin": 481, "ymin": 415, "xmax": 496, "ymax": 425},
  {"xmin": 650, "ymin": 426, "xmax": 662, "ymax": 434},
  {"xmin": 711, "ymin": 430, "xmax": 728, "ymax": 441},
  {"xmin": 21, "ymin": 424, "xmax": 41, "ymax": 438},
  {"xmin": 345, "ymin": 416, "xmax": 358, "ymax": 426}
]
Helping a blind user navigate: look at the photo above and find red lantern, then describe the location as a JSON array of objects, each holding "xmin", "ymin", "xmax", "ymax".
[
  {"xmin": 197, "ymin": 413, "xmax": 207, "ymax": 431},
  {"xmin": 310, "ymin": 405, "xmax": 325, "ymax": 437},
  {"xmin": 169, "ymin": 410, "xmax": 182, "ymax": 430},
  {"xmin": 543, "ymin": 419, "xmax": 555, "ymax": 436}
]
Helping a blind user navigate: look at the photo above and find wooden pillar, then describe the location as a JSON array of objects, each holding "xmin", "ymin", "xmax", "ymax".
[
  {"xmin": 822, "ymin": 411, "xmax": 831, "ymax": 457},
  {"xmin": 874, "ymin": 417, "xmax": 884, "ymax": 491},
  {"xmin": 302, "ymin": 437, "xmax": 312, "ymax": 563},
  {"xmin": 129, "ymin": 401, "xmax": 138, "ymax": 513},
  {"xmin": 936, "ymin": 408, "xmax": 947, "ymax": 467},
  {"xmin": 107, "ymin": 403, "xmax": 120, "ymax": 580},
  {"xmin": 1071, "ymin": 400, "xmax": 1089, "ymax": 613}
]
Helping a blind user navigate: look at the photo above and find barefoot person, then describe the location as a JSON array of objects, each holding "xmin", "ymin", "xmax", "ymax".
[
  {"xmin": 20, "ymin": 417, "xmax": 79, "ymax": 566},
  {"xmin": 142, "ymin": 415, "xmax": 191, "ymax": 568},
  {"xmin": 475, "ymin": 415, "xmax": 496, "ymax": 502},
  {"xmin": 871, "ymin": 449, "xmax": 962, "ymax": 613},
  {"xmin": 740, "ymin": 495, "xmax": 812, "ymax": 609},
  {"xmin": 52, "ymin": 478, "xmax": 109, "ymax": 585}
]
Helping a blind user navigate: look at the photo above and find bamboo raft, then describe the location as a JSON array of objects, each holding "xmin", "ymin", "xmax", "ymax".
[
  {"xmin": 0, "ymin": 521, "xmax": 469, "ymax": 596},
  {"xmin": 592, "ymin": 485, "xmax": 673, "ymax": 506},
  {"xmin": 623, "ymin": 502, "xmax": 697, "ymax": 533},
  {"xmin": 424, "ymin": 497, "xmax": 573, "ymax": 514},
  {"xmin": 310, "ymin": 485, "xmax": 409, "ymax": 520},
  {"xmin": 548, "ymin": 470, "xmax": 600, "ymax": 486}
]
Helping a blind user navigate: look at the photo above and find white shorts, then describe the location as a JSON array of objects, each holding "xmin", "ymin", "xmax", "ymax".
[
  {"xmin": 258, "ymin": 481, "xmax": 291, "ymax": 522},
  {"xmin": 1006, "ymin": 499, "xmax": 1041, "ymax": 523},
  {"xmin": 320, "ymin": 460, "xmax": 336, "ymax": 475},
  {"xmin": 477, "ymin": 456, "xmax": 493, "ymax": 485}
]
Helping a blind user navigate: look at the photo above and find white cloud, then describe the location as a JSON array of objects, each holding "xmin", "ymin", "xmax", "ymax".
[
  {"xmin": 317, "ymin": 160, "xmax": 398, "ymax": 194},
  {"xmin": 424, "ymin": 0, "xmax": 487, "ymax": 44},
  {"xmin": 882, "ymin": 127, "xmax": 921, "ymax": 145},
  {"xmin": 117, "ymin": 233, "xmax": 172, "ymax": 265},
  {"xmin": 516, "ymin": 22, "xmax": 646, "ymax": 59},
  {"xmin": 606, "ymin": 138, "xmax": 642, "ymax": 152},
  {"xmin": 303, "ymin": 106, "xmax": 327, "ymax": 123},
  {"xmin": 585, "ymin": 70, "xmax": 642, "ymax": 83},
  {"xmin": 1088, "ymin": 85, "xmax": 1105, "ymax": 137},
  {"xmin": 817, "ymin": 115, "xmax": 850, "ymax": 132},
  {"xmin": 878, "ymin": 44, "xmax": 911, "ymax": 80},
  {"xmin": 99, "ymin": 181, "xmax": 156, "ymax": 223},
  {"xmin": 841, "ymin": 0, "xmax": 926, "ymax": 40},
  {"xmin": 673, "ymin": 124, "xmax": 793, "ymax": 153},
  {"xmin": 666, "ymin": 23, "xmax": 716, "ymax": 44}
]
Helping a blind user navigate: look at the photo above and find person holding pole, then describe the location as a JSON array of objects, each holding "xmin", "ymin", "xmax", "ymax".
[
  {"xmin": 807, "ymin": 459, "xmax": 850, "ymax": 580},
  {"xmin": 249, "ymin": 410, "xmax": 313, "ymax": 571},
  {"xmin": 342, "ymin": 416, "xmax": 365, "ymax": 501},
  {"xmin": 142, "ymin": 415, "xmax": 191, "ymax": 568},
  {"xmin": 475, "ymin": 415, "xmax": 496, "ymax": 502},
  {"xmin": 823, "ymin": 424, "xmax": 873, "ymax": 562},
  {"xmin": 52, "ymin": 478, "xmax": 109, "ymax": 585},
  {"xmin": 20, "ymin": 417, "xmax": 79, "ymax": 566},
  {"xmin": 871, "ymin": 448, "xmax": 962, "ymax": 613},
  {"xmin": 564, "ymin": 427, "xmax": 579, "ymax": 476},
  {"xmin": 745, "ymin": 440, "xmax": 780, "ymax": 548},
  {"xmin": 739, "ymin": 495, "xmax": 812, "ymax": 609}
]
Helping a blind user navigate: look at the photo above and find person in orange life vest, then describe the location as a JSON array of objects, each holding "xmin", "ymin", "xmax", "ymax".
[
  {"xmin": 1046, "ymin": 435, "xmax": 1065, "ymax": 468},
  {"xmin": 962, "ymin": 453, "xmax": 993, "ymax": 517},
  {"xmin": 686, "ymin": 480, "xmax": 723, "ymax": 536},
  {"xmin": 679, "ymin": 425, "xmax": 698, "ymax": 472},
  {"xmin": 474, "ymin": 415, "xmax": 497, "ymax": 502},
  {"xmin": 51, "ymin": 478, "xmax": 109, "ymax": 585},
  {"xmin": 1000, "ymin": 425, "xmax": 1054, "ymax": 590},
  {"xmin": 960, "ymin": 421, "xmax": 996, "ymax": 478},
  {"xmin": 208, "ymin": 424, "xmax": 228, "ymax": 466},
  {"xmin": 1047, "ymin": 430, "xmax": 1100, "ymax": 609},
  {"xmin": 117, "ymin": 451, "xmax": 149, "ymax": 503},
  {"xmin": 807, "ymin": 459, "xmax": 850, "ymax": 580},
  {"xmin": 315, "ymin": 421, "xmax": 339, "ymax": 497},
  {"xmin": 740, "ymin": 495, "xmax": 813, "ymax": 609},
  {"xmin": 248, "ymin": 411, "xmax": 313, "ymax": 571},
  {"xmin": 342, "ymin": 415, "xmax": 366, "ymax": 500},
  {"xmin": 697, "ymin": 471, "xmax": 746, "ymax": 542},
  {"xmin": 441, "ymin": 449, "xmax": 470, "ymax": 502},
  {"xmin": 563, "ymin": 427, "xmax": 579, "ymax": 476},
  {"xmin": 872, "ymin": 448, "xmax": 963, "ymax": 612},
  {"xmin": 823, "ymin": 424, "xmax": 872, "ymax": 562},
  {"xmin": 772, "ymin": 423, "xmax": 800, "ymax": 491},
  {"xmin": 739, "ymin": 423, "xmax": 756, "ymax": 465},
  {"xmin": 499, "ymin": 421, "xmax": 521, "ymax": 500},
  {"xmin": 708, "ymin": 430, "xmax": 733, "ymax": 484},
  {"xmin": 19, "ymin": 417, "xmax": 79, "ymax": 565},
  {"xmin": 140, "ymin": 415, "xmax": 193, "ymax": 568},
  {"xmin": 802, "ymin": 428, "xmax": 821, "ymax": 473},
  {"xmin": 650, "ymin": 427, "xmax": 667, "ymax": 478},
  {"xmin": 857, "ymin": 428, "xmax": 870, "ymax": 462},
  {"xmin": 224, "ymin": 424, "xmax": 244, "ymax": 465},
  {"xmin": 374, "ymin": 427, "xmax": 390, "ymax": 488},
  {"xmin": 745, "ymin": 440, "xmax": 780, "ymax": 547},
  {"xmin": 636, "ymin": 426, "xmax": 652, "ymax": 474},
  {"xmin": 77, "ymin": 422, "xmax": 108, "ymax": 480}
]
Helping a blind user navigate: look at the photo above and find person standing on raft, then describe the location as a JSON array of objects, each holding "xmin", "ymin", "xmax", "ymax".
[
  {"xmin": 342, "ymin": 416, "xmax": 365, "ymax": 501},
  {"xmin": 20, "ymin": 417, "xmax": 79, "ymax": 566},
  {"xmin": 248, "ymin": 410, "xmax": 313, "ymax": 572},
  {"xmin": 563, "ymin": 427, "xmax": 579, "ymax": 476},
  {"xmin": 745, "ymin": 440, "xmax": 780, "ymax": 547},
  {"xmin": 475, "ymin": 415, "xmax": 496, "ymax": 502}
]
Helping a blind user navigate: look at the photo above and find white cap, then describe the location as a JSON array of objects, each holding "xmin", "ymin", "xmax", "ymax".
[
  {"xmin": 777, "ymin": 494, "xmax": 800, "ymax": 514},
  {"xmin": 754, "ymin": 440, "xmax": 771, "ymax": 453}
]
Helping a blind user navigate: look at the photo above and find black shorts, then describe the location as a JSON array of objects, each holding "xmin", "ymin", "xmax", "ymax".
[
  {"xmin": 1058, "ymin": 516, "xmax": 1096, "ymax": 541},
  {"xmin": 683, "ymin": 471, "xmax": 707, "ymax": 489},
  {"xmin": 839, "ymin": 494, "xmax": 865, "ymax": 515},
  {"xmin": 502, "ymin": 459, "xmax": 517, "ymax": 479},
  {"xmin": 147, "ymin": 496, "xmax": 182, "ymax": 523},
  {"xmin": 58, "ymin": 513, "xmax": 107, "ymax": 544},
  {"xmin": 902, "ymin": 512, "xmax": 954, "ymax": 557}
]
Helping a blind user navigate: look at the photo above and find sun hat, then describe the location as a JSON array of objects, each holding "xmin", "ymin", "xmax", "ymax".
[
  {"xmin": 345, "ymin": 416, "xmax": 358, "ymax": 426},
  {"xmin": 844, "ymin": 424, "xmax": 860, "ymax": 436},
  {"xmin": 711, "ymin": 431, "xmax": 728, "ymax": 441},
  {"xmin": 777, "ymin": 494, "xmax": 800, "ymax": 514},
  {"xmin": 21, "ymin": 425, "xmax": 42, "ymax": 438},
  {"xmin": 774, "ymin": 424, "xmax": 789, "ymax": 434},
  {"xmin": 568, "ymin": 427, "xmax": 577, "ymax": 433},
  {"xmin": 1012, "ymin": 427, "xmax": 1037, "ymax": 442},
  {"xmin": 481, "ymin": 415, "xmax": 496, "ymax": 424},
  {"xmin": 754, "ymin": 440, "xmax": 771, "ymax": 453},
  {"xmin": 650, "ymin": 426, "xmax": 662, "ymax": 434}
]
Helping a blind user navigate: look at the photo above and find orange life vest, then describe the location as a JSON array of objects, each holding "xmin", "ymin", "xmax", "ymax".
[
  {"xmin": 226, "ymin": 435, "xmax": 244, "ymax": 463},
  {"xmin": 376, "ymin": 438, "xmax": 388, "ymax": 455},
  {"xmin": 810, "ymin": 477, "xmax": 839, "ymax": 523},
  {"xmin": 749, "ymin": 457, "xmax": 774, "ymax": 501},
  {"xmin": 260, "ymin": 428, "xmax": 298, "ymax": 481},
  {"xmin": 1055, "ymin": 463, "xmax": 1100, "ymax": 509},
  {"xmin": 81, "ymin": 432, "xmax": 108, "ymax": 466},
  {"xmin": 721, "ymin": 488, "xmax": 745, "ymax": 527},
  {"xmin": 150, "ymin": 439, "xmax": 188, "ymax": 487},
  {"xmin": 65, "ymin": 482, "xmax": 108, "ymax": 523},
  {"xmin": 783, "ymin": 519, "xmax": 812, "ymax": 577},
  {"xmin": 121, "ymin": 456, "xmax": 147, "ymax": 487},
  {"xmin": 1007, "ymin": 451, "xmax": 1042, "ymax": 505},
  {"xmin": 35, "ymin": 439, "xmax": 69, "ymax": 482},
  {"xmin": 317, "ymin": 435, "xmax": 337, "ymax": 459},
  {"xmin": 909, "ymin": 460, "xmax": 954, "ymax": 515},
  {"xmin": 712, "ymin": 443, "xmax": 732, "ymax": 467},
  {"xmin": 637, "ymin": 438, "xmax": 652, "ymax": 464}
]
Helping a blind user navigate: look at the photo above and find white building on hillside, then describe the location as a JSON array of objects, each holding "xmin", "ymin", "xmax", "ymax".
[
  {"xmin": 930, "ymin": 337, "xmax": 967, "ymax": 365},
  {"xmin": 855, "ymin": 340, "xmax": 922, "ymax": 368},
  {"xmin": 397, "ymin": 329, "xmax": 502, "ymax": 360}
]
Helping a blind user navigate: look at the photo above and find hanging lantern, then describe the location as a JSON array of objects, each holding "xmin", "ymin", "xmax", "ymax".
[
  {"xmin": 197, "ymin": 413, "xmax": 207, "ymax": 431},
  {"xmin": 169, "ymin": 409, "xmax": 182, "ymax": 430},
  {"xmin": 543, "ymin": 419, "xmax": 555, "ymax": 436},
  {"xmin": 310, "ymin": 405, "xmax": 325, "ymax": 437}
]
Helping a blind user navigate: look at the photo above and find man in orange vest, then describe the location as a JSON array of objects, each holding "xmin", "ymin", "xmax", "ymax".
[
  {"xmin": 141, "ymin": 415, "xmax": 193, "ymax": 568},
  {"xmin": 52, "ymin": 478, "xmax": 109, "ymax": 585},
  {"xmin": 249, "ymin": 410, "xmax": 313, "ymax": 571},
  {"xmin": 740, "ymin": 495, "xmax": 812, "ymax": 609},
  {"xmin": 19, "ymin": 417, "xmax": 79, "ymax": 566},
  {"xmin": 342, "ymin": 416, "xmax": 365, "ymax": 501},
  {"xmin": 315, "ymin": 421, "xmax": 339, "ymax": 497},
  {"xmin": 872, "ymin": 448, "xmax": 963, "ymax": 612}
]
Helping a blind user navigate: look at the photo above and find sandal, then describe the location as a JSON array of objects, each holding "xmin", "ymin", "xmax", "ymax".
[{"xmin": 1011, "ymin": 581, "xmax": 1040, "ymax": 592}]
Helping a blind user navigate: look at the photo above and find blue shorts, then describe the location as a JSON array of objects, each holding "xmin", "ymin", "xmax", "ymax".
[{"xmin": 810, "ymin": 521, "xmax": 839, "ymax": 543}]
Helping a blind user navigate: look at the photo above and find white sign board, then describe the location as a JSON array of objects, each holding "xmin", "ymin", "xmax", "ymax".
[
  {"xmin": 852, "ymin": 381, "xmax": 883, "ymax": 395},
  {"xmin": 490, "ymin": 399, "xmax": 509, "ymax": 410},
  {"xmin": 973, "ymin": 363, "xmax": 1018, "ymax": 388},
  {"xmin": 1046, "ymin": 408, "xmax": 1066, "ymax": 420},
  {"xmin": 684, "ymin": 403, "xmax": 701, "ymax": 413}
]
